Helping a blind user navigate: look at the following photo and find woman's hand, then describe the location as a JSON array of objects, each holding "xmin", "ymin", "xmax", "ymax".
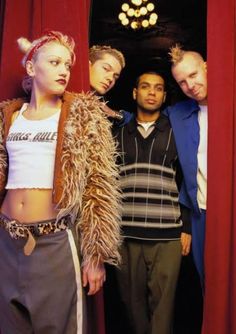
[
  {"xmin": 82, "ymin": 261, "xmax": 106, "ymax": 295},
  {"xmin": 101, "ymin": 104, "xmax": 117, "ymax": 118}
]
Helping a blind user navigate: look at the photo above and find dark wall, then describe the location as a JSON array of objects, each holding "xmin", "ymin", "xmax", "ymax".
[{"xmin": 89, "ymin": 0, "xmax": 207, "ymax": 111}]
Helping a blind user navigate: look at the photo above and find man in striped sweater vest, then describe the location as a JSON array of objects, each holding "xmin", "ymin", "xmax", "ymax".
[{"xmin": 113, "ymin": 71, "xmax": 191, "ymax": 334}]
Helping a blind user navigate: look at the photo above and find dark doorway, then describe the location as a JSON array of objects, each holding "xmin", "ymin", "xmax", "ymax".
[
  {"xmin": 90, "ymin": 0, "xmax": 206, "ymax": 111},
  {"xmin": 89, "ymin": 1, "xmax": 206, "ymax": 333}
]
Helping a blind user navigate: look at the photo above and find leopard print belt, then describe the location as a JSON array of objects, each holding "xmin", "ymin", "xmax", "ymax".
[{"xmin": 0, "ymin": 213, "xmax": 71, "ymax": 256}]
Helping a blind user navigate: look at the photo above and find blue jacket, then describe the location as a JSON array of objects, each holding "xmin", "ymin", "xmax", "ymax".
[{"xmin": 164, "ymin": 99, "xmax": 200, "ymax": 214}]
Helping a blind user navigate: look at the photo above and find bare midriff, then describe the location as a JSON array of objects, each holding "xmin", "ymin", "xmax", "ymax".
[{"xmin": 1, "ymin": 189, "xmax": 58, "ymax": 223}]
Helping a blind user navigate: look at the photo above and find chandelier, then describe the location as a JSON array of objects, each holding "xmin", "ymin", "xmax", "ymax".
[{"xmin": 118, "ymin": 0, "xmax": 158, "ymax": 30}]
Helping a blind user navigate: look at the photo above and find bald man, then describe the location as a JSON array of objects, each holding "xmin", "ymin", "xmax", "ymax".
[{"xmin": 165, "ymin": 45, "xmax": 207, "ymax": 288}]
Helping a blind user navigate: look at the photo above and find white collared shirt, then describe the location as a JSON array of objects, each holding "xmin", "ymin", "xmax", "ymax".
[{"xmin": 137, "ymin": 121, "xmax": 155, "ymax": 138}]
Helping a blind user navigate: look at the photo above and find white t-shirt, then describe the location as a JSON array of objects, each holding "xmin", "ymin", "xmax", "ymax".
[
  {"xmin": 197, "ymin": 104, "xmax": 208, "ymax": 209},
  {"xmin": 6, "ymin": 103, "xmax": 60, "ymax": 189}
]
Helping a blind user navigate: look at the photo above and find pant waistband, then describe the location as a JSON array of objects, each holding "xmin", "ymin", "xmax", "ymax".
[{"xmin": 0, "ymin": 213, "xmax": 71, "ymax": 256}]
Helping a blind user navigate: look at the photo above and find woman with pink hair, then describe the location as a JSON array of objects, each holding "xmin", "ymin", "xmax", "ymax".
[{"xmin": 0, "ymin": 31, "xmax": 121, "ymax": 334}]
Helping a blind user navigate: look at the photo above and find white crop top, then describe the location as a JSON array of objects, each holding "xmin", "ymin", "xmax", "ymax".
[{"xmin": 6, "ymin": 103, "xmax": 60, "ymax": 189}]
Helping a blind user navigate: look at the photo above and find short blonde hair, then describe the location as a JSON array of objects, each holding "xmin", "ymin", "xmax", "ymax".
[
  {"xmin": 89, "ymin": 45, "xmax": 125, "ymax": 69},
  {"xmin": 169, "ymin": 44, "xmax": 205, "ymax": 66},
  {"xmin": 168, "ymin": 44, "xmax": 185, "ymax": 65}
]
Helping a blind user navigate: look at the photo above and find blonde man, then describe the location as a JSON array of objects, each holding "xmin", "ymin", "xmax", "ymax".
[
  {"xmin": 165, "ymin": 45, "xmax": 207, "ymax": 288},
  {"xmin": 89, "ymin": 45, "xmax": 133, "ymax": 124}
]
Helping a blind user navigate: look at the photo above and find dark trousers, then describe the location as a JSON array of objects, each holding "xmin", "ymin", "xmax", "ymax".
[
  {"xmin": 115, "ymin": 239, "xmax": 182, "ymax": 334},
  {"xmin": 0, "ymin": 225, "xmax": 85, "ymax": 334},
  {"xmin": 191, "ymin": 210, "xmax": 206, "ymax": 288}
]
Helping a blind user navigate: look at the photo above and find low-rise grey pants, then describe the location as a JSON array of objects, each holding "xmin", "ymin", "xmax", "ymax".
[{"xmin": 0, "ymin": 221, "xmax": 84, "ymax": 334}]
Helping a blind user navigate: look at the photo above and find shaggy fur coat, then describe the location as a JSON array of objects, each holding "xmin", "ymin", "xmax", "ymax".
[{"xmin": 0, "ymin": 91, "xmax": 121, "ymax": 268}]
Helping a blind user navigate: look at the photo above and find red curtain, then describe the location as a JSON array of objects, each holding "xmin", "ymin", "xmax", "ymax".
[
  {"xmin": 203, "ymin": 0, "xmax": 236, "ymax": 333},
  {"xmin": 0, "ymin": 0, "xmax": 90, "ymax": 100},
  {"xmin": 0, "ymin": 1, "xmax": 106, "ymax": 334}
]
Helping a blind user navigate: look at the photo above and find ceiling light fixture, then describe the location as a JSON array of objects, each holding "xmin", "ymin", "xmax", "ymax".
[{"xmin": 118, "ymin": 0, "xmax": 158, "ymax": 30}]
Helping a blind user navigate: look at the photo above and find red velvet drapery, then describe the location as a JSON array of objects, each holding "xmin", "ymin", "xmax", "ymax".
[
  {"xmin": 0, "ymin": 0, "xmax": 90, "ymax": 100},
  {"xmin": 0, "ymin": 1, "xmax": 106, "ymax": 334},
  {"xmin": 203, "ymin": 0, "xmax": 236, "ymax": 333}
]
